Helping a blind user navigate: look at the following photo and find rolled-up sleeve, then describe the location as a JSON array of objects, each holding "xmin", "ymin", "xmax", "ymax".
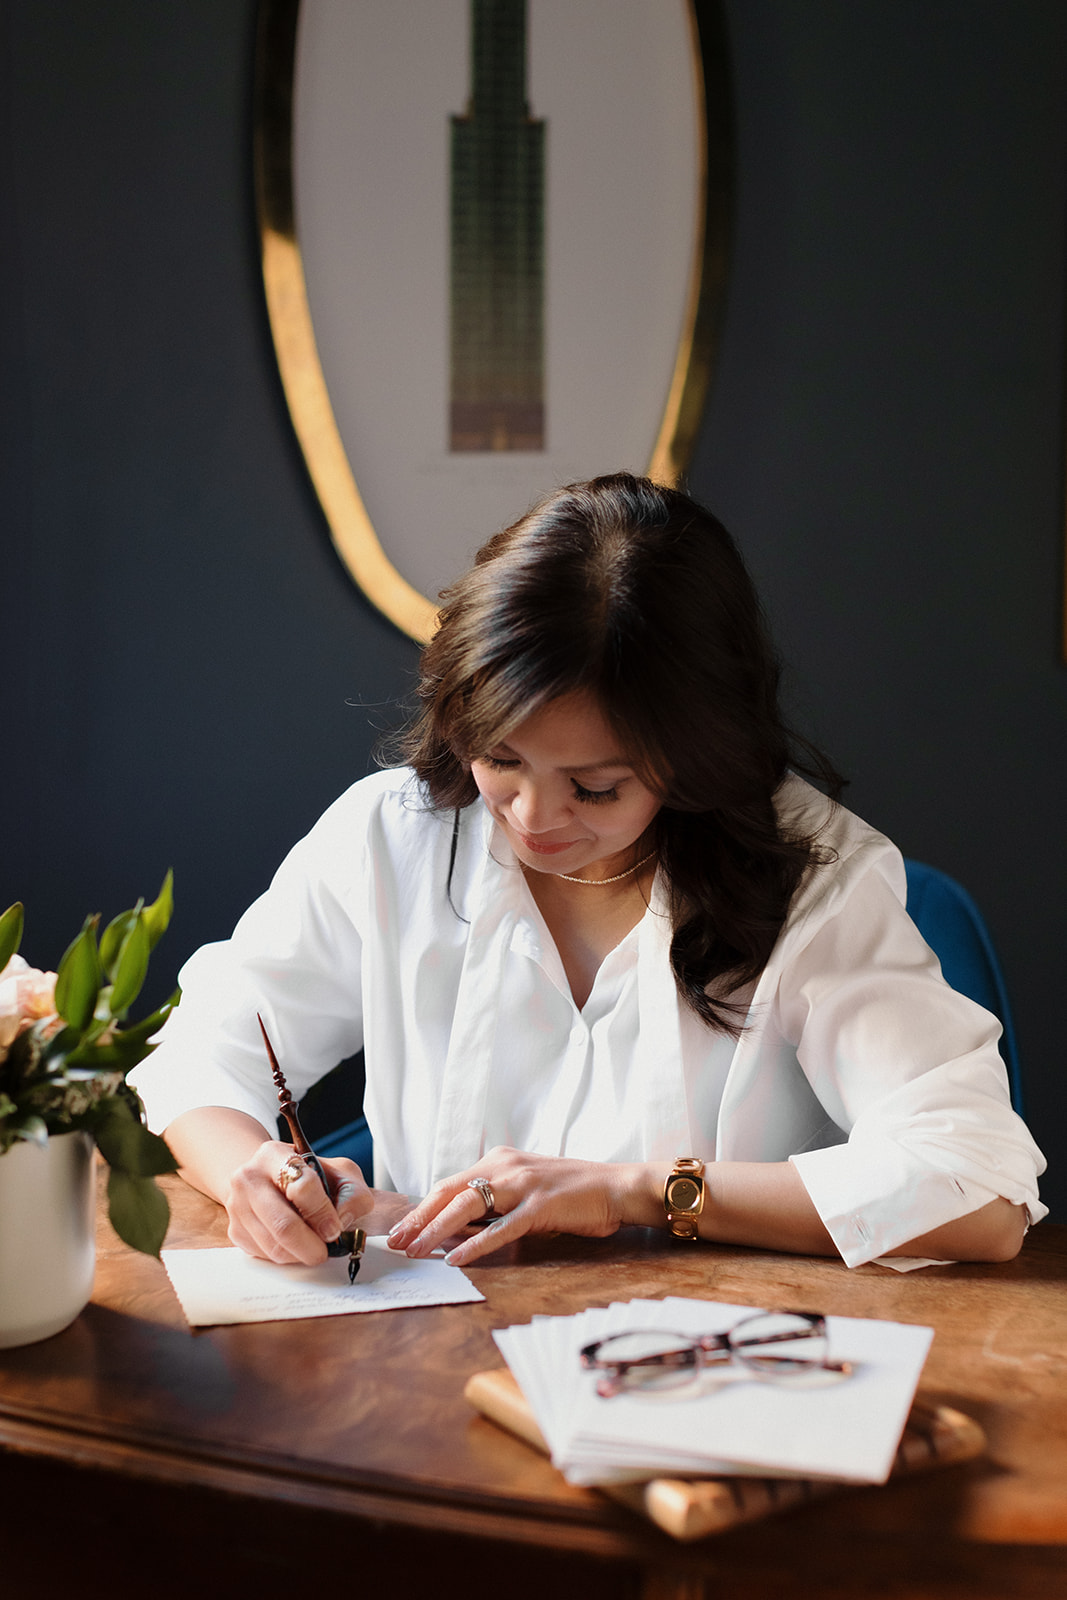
[{"xmin": 781, "ymin": 856, "xmax": 1046, "ymax": 1264}]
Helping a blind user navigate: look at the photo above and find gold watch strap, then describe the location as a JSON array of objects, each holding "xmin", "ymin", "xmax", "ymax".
[{"xmin": 664, "ymin": 1156, "xmax": 706, "ymax": 1240}]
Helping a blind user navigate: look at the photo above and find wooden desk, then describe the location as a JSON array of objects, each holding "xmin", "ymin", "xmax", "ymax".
[{"xmin": 1, "ymin": 1173, "xmax": 1064, "ymax": 1600}]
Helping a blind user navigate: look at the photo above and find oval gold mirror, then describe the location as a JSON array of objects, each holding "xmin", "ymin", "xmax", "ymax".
[{"xmin": 255, "ymin": 0, "xmax": 732, "ymax": 642}]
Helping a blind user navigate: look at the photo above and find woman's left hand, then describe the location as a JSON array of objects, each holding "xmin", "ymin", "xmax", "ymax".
[{"xmin": 386, "ymin": 1146, "xmax": 652, "ymax": 1267}]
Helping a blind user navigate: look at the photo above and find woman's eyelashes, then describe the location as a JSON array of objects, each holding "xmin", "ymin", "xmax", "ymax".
[
  {"xmin": 478, "ymin": 755, "xmax": 621, "ymax": 804},
  {"xmin": 571, "ymin": 781, "xmax": 620, "ymax": 804}
]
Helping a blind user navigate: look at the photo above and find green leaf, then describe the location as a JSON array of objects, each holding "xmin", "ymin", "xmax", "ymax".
[
  {"xmin": 66, "ymin": 987, "xmax": 181, "ymax": 1071},
  {"xmin": 40, "ymin": 1022, "xmax": 86, "ymax": 1063},
  {"xmin": 116, "ymin": 988, "xmax": 181, "ymax": 1044},
  {"xmin": 108, "ymin": 914, "xmax": 150, "ymax": 1016},
  {"xmin": 106, "ymin": 1168, "xmax": 171, "ymax": 1257},
  {"xmin": 99, "ymin": 905, "xmax": 141, "ymax": 981},
  {"xmin": 80, "ymin": 1011, "xmax": 115, "ymax": 1047},
  {"xmin": 65, "ymin": 1036, "xmax": 128, "ymax": 1070},
  {"xmin": 142, "ymin": 870, "xmax": 174, "ymax": 951},
  {"xmin": 140, "ymin": 985, "xmax": 182, "ymax": 1028},
  {"xmin": 64, "ymin": 1034, "xmax": 153, "ymax": 1072},
  {"xmin": 54, "ymin": 917, "xmax": 102, "ymax": 1032},
  {"xmin": 0, "ymin": 902, "xmax": 23, "ymax": 971},
  {"xmin": 92, "ymin": 1099, "xmax": 178, "ymax": 1178}
]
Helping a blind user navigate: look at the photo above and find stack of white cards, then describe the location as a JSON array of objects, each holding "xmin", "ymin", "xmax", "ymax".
[{"xmin": 494, "ymin": 1296, "xmax": 933, "ymax": 1487}]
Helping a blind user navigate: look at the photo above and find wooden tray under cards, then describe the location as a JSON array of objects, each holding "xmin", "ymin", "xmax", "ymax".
[{"xmin": 464, "ymin": 1366, "xmax": 986, "ymax": 1543}]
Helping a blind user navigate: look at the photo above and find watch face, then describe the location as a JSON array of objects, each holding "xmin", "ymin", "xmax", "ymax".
[{"xmin": 669, "ymin": 1177, "xmax": 701, "ymax": 1211}]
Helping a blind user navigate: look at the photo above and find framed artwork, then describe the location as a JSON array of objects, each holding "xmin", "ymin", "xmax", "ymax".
[{"xmin": 255, "ymin": 0, "xmax": 733, "ymax": 642}]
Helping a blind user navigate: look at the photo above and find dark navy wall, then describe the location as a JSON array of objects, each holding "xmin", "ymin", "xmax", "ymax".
[
  {"xmin": 0, "ymin": 2, "xmax": 420, "ymax": 988},
  {"xmin": 2, "ymin": 1, "xmax": 1064, "ymax": 1216}
]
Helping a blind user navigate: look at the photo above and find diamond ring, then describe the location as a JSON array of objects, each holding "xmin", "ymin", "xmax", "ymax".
[{"xmin": 467, "ymin": 1176, "xmax": 496, "ymax": 1217}]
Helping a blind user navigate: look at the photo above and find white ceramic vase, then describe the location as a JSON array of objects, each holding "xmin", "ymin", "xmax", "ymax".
[{"xmin": 0, "ymin": 1130, "xmax": 96, "ymax": 1348}]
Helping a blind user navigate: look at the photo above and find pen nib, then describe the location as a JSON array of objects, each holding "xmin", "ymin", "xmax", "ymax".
[{"xmin": 347, "ymin": 1226, "xmax": 366, "ymax": 1284}]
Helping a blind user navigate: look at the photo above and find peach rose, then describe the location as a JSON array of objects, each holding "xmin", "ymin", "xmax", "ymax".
[{"xmin": 0, "ymin": 954, "xmax": 59, "ymax": 1060}]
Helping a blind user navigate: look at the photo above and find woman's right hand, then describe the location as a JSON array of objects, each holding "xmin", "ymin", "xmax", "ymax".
[{"xmin": 223, "ymin": 1140, "xmax": 372, "ymax": 1265}]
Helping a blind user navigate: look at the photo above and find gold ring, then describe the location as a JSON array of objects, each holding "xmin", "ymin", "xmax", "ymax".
[{"xmin": 278, "ymin": 1155, "xmax": 306, "ymax": 1193}]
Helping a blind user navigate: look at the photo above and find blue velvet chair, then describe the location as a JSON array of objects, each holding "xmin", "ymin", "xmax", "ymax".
[
  {"xmin": 313, "ymin": 859, "xmax": 1025, "ymax": 1173},
  {"xmin": 314, "ymin": 1107, "xmax": 375, "ymax": 1175},
  {"xmin": 903, "ymin": 859, "xmax": 1023, "ymax": 1113}
]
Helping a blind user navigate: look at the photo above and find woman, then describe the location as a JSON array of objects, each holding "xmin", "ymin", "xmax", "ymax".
[{"xmin": 135, "ymin": 475, "xmax": 1045, "ymax": 1270}]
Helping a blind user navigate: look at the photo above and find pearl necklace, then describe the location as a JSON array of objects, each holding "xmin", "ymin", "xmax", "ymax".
[{"xmin": 548, "ymin": 849, "xmax": 658, "ymax": 886}]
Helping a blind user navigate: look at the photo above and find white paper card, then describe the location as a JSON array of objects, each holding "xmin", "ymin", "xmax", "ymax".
[
  {"xmin": 162, "ymin": 1236, "xmax": 484, "ymax": 1326},
  {"xmin": 496, "ymin": 1297, "xmax": 933, "ymax": 1487}
]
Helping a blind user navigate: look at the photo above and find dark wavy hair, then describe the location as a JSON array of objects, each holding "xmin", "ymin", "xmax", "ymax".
[{"xmin": 401, "ymin": 473, "xmax": 843, "ymax": 1034}]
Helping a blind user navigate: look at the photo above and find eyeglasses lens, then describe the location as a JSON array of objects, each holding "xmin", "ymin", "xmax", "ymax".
[
  {"xmin": 730, "ymin": 1311, "xmax": 827, "ymax": 1376},
  {"xmin": 590, "ymin": 1331, "xmax": 699, "ymax": 1396}
]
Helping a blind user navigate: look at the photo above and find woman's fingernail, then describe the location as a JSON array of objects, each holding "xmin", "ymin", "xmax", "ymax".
[{"xmin": 388, "ymin": 1221, "xmax": 407, "ymax": 1240}]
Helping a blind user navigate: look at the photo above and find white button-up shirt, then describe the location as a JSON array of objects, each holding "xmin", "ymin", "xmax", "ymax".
[{"xmin": 133, "ymin": 769, "xmax": 1046, "ymax": 1266}]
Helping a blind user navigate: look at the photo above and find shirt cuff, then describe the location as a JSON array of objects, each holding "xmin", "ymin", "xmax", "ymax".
[{"xmin": 790, "ymin": 1140, "xmax": 1000, "ymax": 1267}]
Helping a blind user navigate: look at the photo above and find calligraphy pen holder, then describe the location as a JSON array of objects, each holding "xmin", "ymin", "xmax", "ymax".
[{"xmin": 258, "ymin": 1015, "xmax": 366, "ymax": 1283}]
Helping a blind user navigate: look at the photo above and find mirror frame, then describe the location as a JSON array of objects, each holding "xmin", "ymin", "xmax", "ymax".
[{"xmin": 253, "ymin": 0, "xmax": 733, "ymax": 642}]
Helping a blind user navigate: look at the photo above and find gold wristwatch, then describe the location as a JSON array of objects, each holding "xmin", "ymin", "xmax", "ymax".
[{"xmin": 664, "ymin": 1157, "xmax": 706, "ymax": 1239}]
